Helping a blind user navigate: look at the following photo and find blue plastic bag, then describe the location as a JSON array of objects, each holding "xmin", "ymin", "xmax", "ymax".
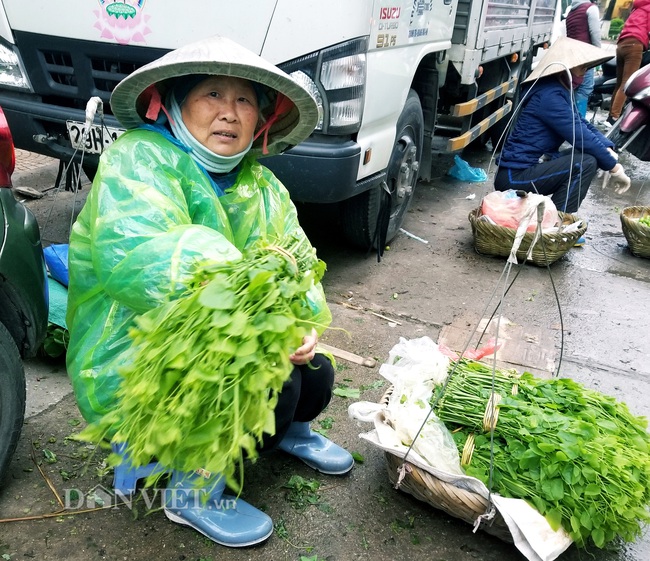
[
  {"xmin": 448, "ymin": 155, "xmax": 488, "ymax": 183},
  {"xmin": 43, "ymin": 243, "xmax": 69, "ymax": 287}
]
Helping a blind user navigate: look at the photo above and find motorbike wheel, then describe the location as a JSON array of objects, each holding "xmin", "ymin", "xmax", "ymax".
[
  {"xmin": 341, "ymin": 90, "xmax": 423, "ymax": 250},
  {"xmin": 0, "ymin": 322, "xmax": 26, "ymax": 485}
]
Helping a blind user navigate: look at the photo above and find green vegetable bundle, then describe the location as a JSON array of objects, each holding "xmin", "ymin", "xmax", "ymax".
[
  {"xmin": 433, "ymin": 360, "xmax": 650, "ymax": 549},
  {"xmin": 79, "ymin": 235, "xmax": 326, "ymax": 492}
]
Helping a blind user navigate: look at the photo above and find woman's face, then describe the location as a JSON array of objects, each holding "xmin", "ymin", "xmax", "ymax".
[{"xmin": 181, "ymin": 76, "xmax": 260, "ymax": 156}]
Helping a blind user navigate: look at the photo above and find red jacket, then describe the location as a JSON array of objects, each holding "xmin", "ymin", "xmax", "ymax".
[{"xmin": 619, "ymin": 0, "xmax": 650, "ymax": 49}]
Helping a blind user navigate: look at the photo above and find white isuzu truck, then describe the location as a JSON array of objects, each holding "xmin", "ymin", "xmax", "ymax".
[{"xmin": 0, "ymin": 0, "xmax": 556, "ymax": 249}]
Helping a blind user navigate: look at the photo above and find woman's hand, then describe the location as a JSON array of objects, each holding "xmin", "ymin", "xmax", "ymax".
[
  {"xmin": 290, "ymin": 328, "xmax": 318, "ymax": 365},
  {"xmin": 608, "ymin": 164, "xmax": 632, "ymax": 194}
]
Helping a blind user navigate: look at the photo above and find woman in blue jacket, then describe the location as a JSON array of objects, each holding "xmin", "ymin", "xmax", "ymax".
[{"xmin": 496, "ymin": 37, "xmax": 631, "ymax": 214}]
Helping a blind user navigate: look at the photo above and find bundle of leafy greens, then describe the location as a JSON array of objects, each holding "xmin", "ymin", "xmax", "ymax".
[
  {"xmin": 432, "ymin": 360, "xmax": 650, "ymax": 549},
  {"xmin": 78, "ymin": 235, "xmax": 326, "ymax": 492}
]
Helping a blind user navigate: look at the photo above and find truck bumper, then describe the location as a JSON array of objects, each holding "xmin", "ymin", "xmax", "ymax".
[
  {"xmin": 0, "ymin": 94, "xmax": 383, "ymax": 204},
  {"xmin": 0, "ymin": 94, "xmax": 105, "ymax": 166},
  {"xmin": 263, "ymin": 137, "xmax": 377, "ymax": 204},
  {"xmin": 0, "ymin": 91, "xmax": 104, "ymax": 165}
]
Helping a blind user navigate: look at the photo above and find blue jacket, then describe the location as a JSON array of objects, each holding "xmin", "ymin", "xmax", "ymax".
[{"xmin": 498, "ymin": 77, "xmax": 617, "ymax": 171}]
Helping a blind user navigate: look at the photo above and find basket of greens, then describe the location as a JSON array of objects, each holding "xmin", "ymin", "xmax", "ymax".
[
  {"xmin": 620, "ymin": 206, "xmax": 650, "ymax": 258},
  {"xmin": 381, "ymin": 359, "xmax": 650, "ymax": 551}
]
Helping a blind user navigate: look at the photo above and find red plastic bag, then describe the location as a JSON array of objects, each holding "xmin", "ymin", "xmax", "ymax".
[
  {"xmin": 438, "ymin": 338, "xmax": 501, "ymax": 361},
  {"xmin": 481, "ymin": 191, "xmax": 559, "ymax": 232}
]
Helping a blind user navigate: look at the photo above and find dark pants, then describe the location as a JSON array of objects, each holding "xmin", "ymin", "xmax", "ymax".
[
  {"xmin": 494, "ymin": 152, "xmax": 598, "ymax": 213},
  {"xmin": 610, "ymin": 38, "xmax": 645, "ymax": 120},
  {"xmin": 260, "ymin": 353, "xmax": 335, "ymax": 451}
]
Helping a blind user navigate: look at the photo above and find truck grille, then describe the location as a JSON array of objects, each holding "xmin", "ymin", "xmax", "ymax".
[{"xmin": 14, "ymin": 31, "xmax": 168, "ymax": 115}]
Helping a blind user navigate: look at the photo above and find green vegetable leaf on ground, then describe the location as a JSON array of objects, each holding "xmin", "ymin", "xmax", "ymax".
[{"xmin": 333, "ymin": 386, "xmax": 361, "ymax": 399}]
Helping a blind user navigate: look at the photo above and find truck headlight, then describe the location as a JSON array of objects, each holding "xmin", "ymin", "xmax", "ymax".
[
  {"xmin": 329, "ymin": 98, "xmax": 363, "ymax": 128},
  {"xmin": 0, "ymin": 40, "xmax": 31, "ymax": 90},
  {"xmin": 319, "ymin": 40, "xmax": 366, "ymax": 134},
  {"xmin": 279, "ymin": 37, "xmax": 367, "ymax": 136}
]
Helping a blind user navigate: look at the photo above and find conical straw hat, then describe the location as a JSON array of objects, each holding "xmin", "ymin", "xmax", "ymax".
[
  {"xmin": 523, "ymin": 37, "xmax": 614, "ymax": 84},
  {"xmin": 110, "ymin": 35, "xmax": 319, "ymax": 157}
]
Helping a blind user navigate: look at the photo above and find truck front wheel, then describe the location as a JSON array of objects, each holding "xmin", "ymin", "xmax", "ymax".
[
  {"xmin": 0, "ymin": 322, "xmax": 26, "ymax": 485},
  {"xmin": 341, "ymin": 90, "xmax": 424, "ymax": 250}
]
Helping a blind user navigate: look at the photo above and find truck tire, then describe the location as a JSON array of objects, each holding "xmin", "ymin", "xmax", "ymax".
[
  {"xmin": 0, "ymin": 322, "xmax": 26, "ymax": 485},
  {"xmin": 341, "ymin": 90, "xmax": 423, "ymax": 250}
]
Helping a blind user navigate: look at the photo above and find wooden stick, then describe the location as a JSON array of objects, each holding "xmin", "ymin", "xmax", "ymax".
[
  {"xmin": 337, "ymin": 301, "xmax": 402, "ymax": 325},
  {"xmin": 317, "ymin": 342, "xmax": 377, "ymax": 368},
  {"xmin": 369, "ymin": 311, "xmax": 402, "ymax": 325},
  {"xmin": 0, "ymin": 506, "xmax": 113, "ymax": 524},
  {"xmin": 31, "ymin": 444, "xmax": 65, "ymax": 508}
]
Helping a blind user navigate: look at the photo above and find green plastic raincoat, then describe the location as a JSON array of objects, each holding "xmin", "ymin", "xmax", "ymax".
[{"xmin": 66, "ymin": 128, "xmax": 331, "ymax": 424}]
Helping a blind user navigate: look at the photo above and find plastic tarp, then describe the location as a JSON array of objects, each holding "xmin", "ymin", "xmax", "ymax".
[
  {"xmin": 66, "ymin": 128, "xmax": 331, "ymax": 424},
  {"xmin": 43, "ymin": 243, "xmax": 70, "ymax": 287},
  {"xmin": 47, "ymin": 276, "xmax": 68, "ymax": 329}
]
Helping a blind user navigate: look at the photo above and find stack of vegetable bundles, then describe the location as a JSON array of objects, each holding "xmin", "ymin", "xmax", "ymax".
[
  {"xmin": 79, "ymin": 235, "xmax": 326, "ymax": 492},
  {"xmin": 433, "ymin": 359, "xmax": 650, "ymax": 549}
]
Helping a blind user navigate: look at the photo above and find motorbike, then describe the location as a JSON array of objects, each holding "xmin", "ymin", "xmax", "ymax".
[
  {"xmin": 606, "ymin": 63, "xmax": 650, "ymax": 161},
  {"xmin": 0, "ymin": 105, "xmax": 48, "ymax": 485},
  {"xmin": 588, "ymin": 50, "xmax": 650, "ymax": 115}
]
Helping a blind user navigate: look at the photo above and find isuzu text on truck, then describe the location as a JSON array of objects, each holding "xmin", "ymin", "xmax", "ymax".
[{"xmin": 0, "ymin": 0, "xmax": 556, "ymax": 249}]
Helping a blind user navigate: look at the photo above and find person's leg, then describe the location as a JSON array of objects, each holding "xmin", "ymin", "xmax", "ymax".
[
  {"xmin": 574, "ymin": 68, "xmax": 594, "ymax": 118},
  {"xmin": 610, "ymin": 40, "xmax": 644, "ymax": 120},
  {"xmin": 260, "ymin": 353, "xmax": 335, "ymax": 452},
  {"xmin": 291, "ymin": 353, "xmax": 335, "ymax": 422},
  {"xmin": 558, "ymin": 153, "xmax": 597, "ymax": 212},
  {"xmin": 495, "ymin": 161, "xmax": 566, "ymax": 198},
  {"xmin": 495, "ymin": 153, "xmax": 597, "ymax": 213},
  {"xmin": 609, "ymin": 43, "xmax": 627, "ymax": 121},
  {"xmin": 260, "ymin": 367, "xmax": 302, "ymax": 451},
  {"xmin": 274, "ymin": 354, "xmax": 353, "ymax": 475}
]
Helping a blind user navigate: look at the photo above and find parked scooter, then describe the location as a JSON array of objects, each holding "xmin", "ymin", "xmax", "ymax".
[
  {"xmin": 606, "ymin": 63, "xmax": 650, "ymax": 161},
  {"xmin": 588, "ymin": 50, "xmax": 650, "ymax": 115},
  {"xmin": 0, "ymin": 105, "xmax": 48, "ymax": 486}
]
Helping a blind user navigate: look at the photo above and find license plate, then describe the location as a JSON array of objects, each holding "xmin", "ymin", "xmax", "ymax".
[{"xmin": 66, "ymin": 120, "xmax": 125, "ymax": 155}]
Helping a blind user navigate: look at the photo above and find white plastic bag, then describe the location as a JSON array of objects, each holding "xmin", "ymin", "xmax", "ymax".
[
  {"xmin": 379, "ymin": 336, "xmax": 449, "ymax": 398},
  {"xmin": 386, "ymin": 404, "xmax": 463, "ymax": 475}
]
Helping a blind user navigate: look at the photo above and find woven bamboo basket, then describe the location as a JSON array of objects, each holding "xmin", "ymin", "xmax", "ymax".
[
  {"xmin": 620, "ymin": 206, "xmax": 650, "ymax": 259},
  {"xmin": 468, "ymin": 208, "xmax": 587, "ymax": 266},
  {"xmin": 379, "ymin": 387, "xmax": 513, "ymax": 543}
]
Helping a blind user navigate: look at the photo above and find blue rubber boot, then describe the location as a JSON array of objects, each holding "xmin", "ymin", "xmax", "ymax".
[
  {"xmin": 277, "ymin": 422, "xmax": 354, "ymax": 475},
  {"xmin": 163, "ymin": 470, "xmax": 273, "ymax": 548},
  {"xmin": 111, "ymin": 442, "xmax": 168, "ymax": 496}
]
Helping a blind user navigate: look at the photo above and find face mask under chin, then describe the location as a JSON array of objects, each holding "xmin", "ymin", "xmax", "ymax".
[{"xmin": 571, "ymin": 73, "xmax": 585, "ymax": 89}]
